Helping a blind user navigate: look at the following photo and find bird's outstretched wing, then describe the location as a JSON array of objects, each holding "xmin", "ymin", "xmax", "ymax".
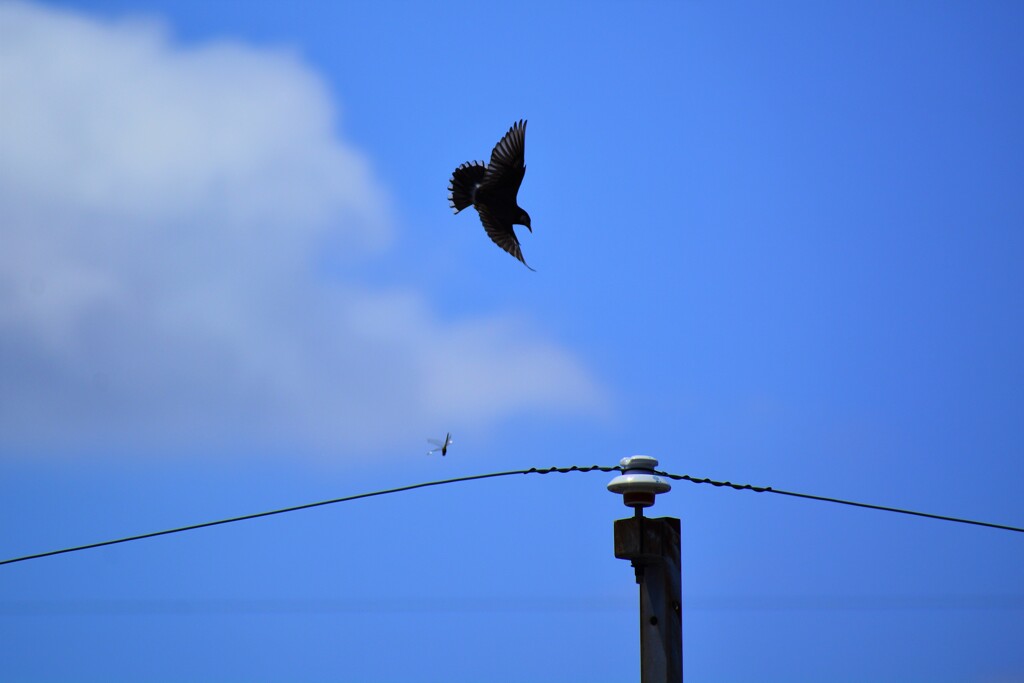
[
  {"xmin": 481, "ymin": 119, "xmax": 526, "ymax": 193},
  {"xmin": 477, "ymin": 206, "xmax": 535, "ymax": 271}
]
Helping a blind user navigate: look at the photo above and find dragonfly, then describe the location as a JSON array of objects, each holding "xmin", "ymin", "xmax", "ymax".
[{"xmin": 427, "ymin": 433, "xmax": 453, "ymax": 456}]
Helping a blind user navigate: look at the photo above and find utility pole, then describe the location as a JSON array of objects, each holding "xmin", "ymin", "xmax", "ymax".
[{"xmin": 608, "ymin": 456, "xmax": 682, "ymax": 683}]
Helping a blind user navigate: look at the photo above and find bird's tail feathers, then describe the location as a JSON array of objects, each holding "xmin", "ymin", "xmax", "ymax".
[{"xmin": 448, "ymin": 161, "xmax": 487, "ymax": 213}]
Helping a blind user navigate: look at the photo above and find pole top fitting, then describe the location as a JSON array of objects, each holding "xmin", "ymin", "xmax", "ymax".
[{"xmin": 607, "ymin": 455, "xmax": 671, "ymax": 509}]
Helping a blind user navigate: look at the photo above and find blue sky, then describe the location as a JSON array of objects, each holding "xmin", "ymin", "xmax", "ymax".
[{"xmin": 1, "ymin": 1, "xmax": 1023, "ymax": 681}]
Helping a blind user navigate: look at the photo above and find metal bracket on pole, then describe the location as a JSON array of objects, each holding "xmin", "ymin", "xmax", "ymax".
[{"xmin": 609, "ymin": 456, "xmax": 682, "ymax": 683}]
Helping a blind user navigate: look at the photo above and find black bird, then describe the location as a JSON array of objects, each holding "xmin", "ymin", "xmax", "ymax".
[{"xmin": 448, "ymin": 120, "xmax": 534, "ymax": 270}]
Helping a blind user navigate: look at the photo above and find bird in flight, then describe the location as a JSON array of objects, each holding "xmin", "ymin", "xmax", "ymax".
[
  {"xmin": 448, "ymin": 120, "xmax": 534, "ymax": 270},
  {"xmin": 427, "ymin": 433, "xmax": 453, "ymax": 456}
]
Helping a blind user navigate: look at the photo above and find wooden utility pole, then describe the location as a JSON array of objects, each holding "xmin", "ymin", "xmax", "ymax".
[{"xmin": 609, "ymin": 456, "xmax": 682, "ymax": 683}]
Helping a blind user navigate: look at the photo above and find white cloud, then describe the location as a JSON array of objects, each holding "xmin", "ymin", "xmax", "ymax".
[{"xmin": 0, "ymin": 1, "xmax": 608, "ymax": 457}]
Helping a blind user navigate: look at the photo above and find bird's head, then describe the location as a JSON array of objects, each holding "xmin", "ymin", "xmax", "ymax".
[{"xmin": 518, "ymin": 210, "xmax": 532, "ymax": 232}]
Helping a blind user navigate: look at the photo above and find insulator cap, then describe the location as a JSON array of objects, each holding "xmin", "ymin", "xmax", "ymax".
[{"xmin": 607, "ymin": 455, "xmax": 671, "ymax": 508}]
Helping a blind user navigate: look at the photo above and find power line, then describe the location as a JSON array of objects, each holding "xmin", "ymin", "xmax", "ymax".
[
  {"xmin": 0, "ymin": 466, "xmax": 613, "ymax": 567},
  {"xmin": 3, "ymin": 594, "xmax": 1022, "ymax": 616},
  {"xmin": 660, "ymin": 471, "xmax": 1024, "ymax": 534},
  {"xmin": 1, "ymin": 464, "xmax": 1020, "ymax": 567}
]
